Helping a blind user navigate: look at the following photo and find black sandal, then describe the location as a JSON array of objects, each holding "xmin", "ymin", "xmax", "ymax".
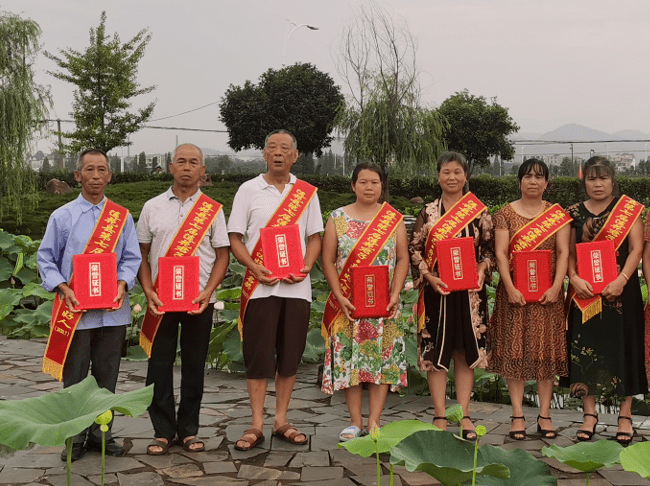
[
  {"xmin": 509, "ymin": 415, "xmax": 526, "ymax": 440},
  {"xmin": 616, "ymin": 416, "xmax": 634, "ymax": 445},
  {"xmin": 461, "ymin": 416, "xmax": 477, "ymax": 441},
  {"xmin": 433, "ymin": 416, "xmax": 448, "ymax": 429},
  {"xmin": 536, "ymin": 414, "xmax": 557, "ymax": 439},
  {"xmin": 576, "ymin": 412, "xmax": 598, "ymax": 441}
]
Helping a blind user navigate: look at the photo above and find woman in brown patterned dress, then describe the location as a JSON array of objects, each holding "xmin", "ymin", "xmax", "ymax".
[
  {"xmin": 409, "ymin": 152, "xmax": 495, "ymax": 440},
  {"xmin": 488, "ymin": 159, "xmax": 569, "ymax": 440}
]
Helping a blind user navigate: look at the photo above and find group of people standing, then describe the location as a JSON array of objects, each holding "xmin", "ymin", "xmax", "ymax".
[{"xmin": 37, "ymin": 129, "xmax": 650, "ymax": 462}]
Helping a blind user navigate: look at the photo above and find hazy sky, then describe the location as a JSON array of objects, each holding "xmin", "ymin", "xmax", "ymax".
[{"xmin": 4, "ymin": 0, "xmax": 650, "ymax": 156}]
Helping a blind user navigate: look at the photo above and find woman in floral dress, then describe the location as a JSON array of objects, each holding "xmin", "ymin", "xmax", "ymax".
[
  {"xmin": 566, "ymin": 156, "xmax": 647, "ymax": 444},
  {"xmin": 321, "ymin": 162, "xmax": 409, "ymax": 441},
  {"xmin": 409, "ymin": 152, "xmax": 495, "ymax": 440}
]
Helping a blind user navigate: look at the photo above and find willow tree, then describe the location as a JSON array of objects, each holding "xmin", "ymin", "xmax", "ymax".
[
  {"xmin": 336, "ymin": 1, "xmax": 447, "ymax": 190},
  {"xmin": 0, "ymin": 12, "xmax": 51, "ymax": 222}
]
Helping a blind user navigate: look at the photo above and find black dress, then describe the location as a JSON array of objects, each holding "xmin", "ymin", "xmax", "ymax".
[{"xmin": 565, "ymin": 197, "xmax": 648, "ymax": 399}]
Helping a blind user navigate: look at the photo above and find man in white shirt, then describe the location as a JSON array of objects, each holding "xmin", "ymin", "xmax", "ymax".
[{"xmin": 228, "ymin": 130, "xmax": 323, "ymax": 450}]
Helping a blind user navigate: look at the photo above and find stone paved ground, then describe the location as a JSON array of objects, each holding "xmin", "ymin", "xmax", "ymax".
[{"xmin": 0, "ymin": 335, "xmax": 649, "ymax": 486}]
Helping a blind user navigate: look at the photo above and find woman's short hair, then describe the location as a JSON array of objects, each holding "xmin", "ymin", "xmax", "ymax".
[
  {"xmin": 436, "ymin": 151, "xmax": 469, "ymax": 174},
  {"xmin": 518, "ymin": 158, "xmax": 549, "ymax": 182},
  {"xmin": 351, "ymin": 161, "xmax": 385, "ymax": 185},
  {"xmin": 581, "ymin": 156, "xmax": 620, "ymax": 196}
]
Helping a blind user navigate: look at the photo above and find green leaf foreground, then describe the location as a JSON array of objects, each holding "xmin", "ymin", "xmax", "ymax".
[
  {"xmin": 0, "ymin": 375, "xmax": 153, "ymax": 450},
  {"xmin": 620, "ymin": 442, "xmax": 650, "ymax": 479},
  {"xmin": 337, "ymin": 419, "xmax": 438, "ymax": 457},
  {"xmin": 390, "ymin": 430, "xmax": 556, "ymax": 486},
  {"xmin": 542, "ymin": 440, "xmax": 623, "ymax": 473}
]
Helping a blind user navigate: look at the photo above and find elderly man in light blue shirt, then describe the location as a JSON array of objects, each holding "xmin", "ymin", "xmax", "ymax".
[{"xmin": 38, "ymin": 148, "xmax": 141, "ymax": 461}]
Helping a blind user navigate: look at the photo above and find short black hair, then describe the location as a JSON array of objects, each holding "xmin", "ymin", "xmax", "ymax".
[
  {"xmin": 518, "ymin": 158, "xmax": 549, "ymax": 182},
  {"xmin": 77, "ymin": 148, "xmax": 109, "ymax": 169},
  {"xmin": 581, "ymin": 156, "xmax": 619, "ymax": 196},
  {"xmin": 351, "ymin": 161, "xmax": 384, "ymax": 185},
  {"xmin": 436, "ymin": 151, "xmax": 469, "ymax": 174}
]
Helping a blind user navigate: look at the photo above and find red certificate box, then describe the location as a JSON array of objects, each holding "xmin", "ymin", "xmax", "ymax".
[
  {"xmin": 576, "ymin": 240, "xmax": 617, "ymax": 295},
  {"xmin": 72, "ymin": 253, "xmax": 119, "ymax": 310},
  {"xmin": 260, "ymin": 224, "xmax": 305, "ymax": 280},
  {"xmin": 436, "ymin": 237, "xmax": 478, "ymax": 292},
  {"xmin": 157, "ymin": 256, "xmax": 200, "ymax": 312},
  {"xmin": 350, "ymin": 265, "xmax": 390, "ymax": 319},
  {"xmin": 512, "ymin": 250, "xmax": 552, "ymax": 302}
]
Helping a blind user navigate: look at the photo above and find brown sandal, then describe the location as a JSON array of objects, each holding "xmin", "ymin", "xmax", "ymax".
[
  {"xmin": 234, "ymin": 428, "xmax": 265, "ymax": 451},
  {"xmin": 272, "ymin": 423, "xmax": 308, "ymax": 445},
  {"xmin": 147, "ymin": 437, "xmax": 173, "ymax": 455},
  {"xmin": 181, "ymin": 436, "xmax": 205, "ymax": 452}
]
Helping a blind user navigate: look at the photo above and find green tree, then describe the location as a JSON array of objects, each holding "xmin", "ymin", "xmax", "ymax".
[
  {"xmin": 41, "ymin": 156, "xmax": 51, "ymax": 173},
  {"xmin": 137, "ymin": 151, "xmax": 147, "ymax": 173},
  {"xmin": 220, "ymin": 62, "xmax": 343, "ymax": 157},
  {"xmin": 438, "ymin": 89, "xmax": 519, "ymax": 175},
  {"xmin": 0, "ymin": 11, "xmax": 51, "ymax": 222},
  {"xmin": 335, "ymin": 1, "xmax": 447, "ymax": 185},
  {"xmin": 45, "ymin": 11, "xmax": 155, "ymax": 154},
  {"xmin": 165, "ymin": 152, "xmax": 171, "ymax": 172},
  {"xmin": 109, "ymin": 154, "xmax": 120, "ymax": 173},
  {"xmin": 559, "ymin": 157, "xmax": 574, "ymax": 176},
  {"xmin": 293, "ymin": 152, "xmax": 315, "ymax": 175}
]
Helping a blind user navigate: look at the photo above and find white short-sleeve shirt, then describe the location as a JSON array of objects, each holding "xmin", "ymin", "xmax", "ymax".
[
  {"xmin": 137, "ymin": 187, "xmax": 229, "ymax": 303},
  {"xmin": 228, "ymin": 173, "xmax": 324, "ymax": 302}
]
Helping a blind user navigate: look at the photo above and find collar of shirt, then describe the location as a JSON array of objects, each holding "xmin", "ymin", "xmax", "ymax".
[
  {"xmin": 165, "ymin": 186, "xmax": 202, "ymax": 201},
  {"xmin": 255, "ymin": 173, "xmax": 297, "ymax": 191},
  {"xmin": 76, "ymin": 193, "xmax": 106, "ymax": 213}
]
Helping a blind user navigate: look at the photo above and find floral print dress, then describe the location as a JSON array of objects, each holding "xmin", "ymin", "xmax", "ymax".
[
  {"xmin": 565, "ymin": 198, "xmax": 648, "ymax": 399},
  {"xmin": 321, "ymin": 208, "xmax": 408, "ymax": 394}
]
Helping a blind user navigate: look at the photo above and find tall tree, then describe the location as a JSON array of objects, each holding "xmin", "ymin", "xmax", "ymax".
[
  {"xmin": 335, "ymin": 1, "xmax": 447, "ymax": 183},
  {"xmin": 0, "ymin": 12, "xmax": 51, "ymax": 222},
  {"xmin": 137, "ymin": 151, "xmax": 147, "ymax": 173},
  {"xmin": 220, "ymin": 62, "xmax": 343, "ymax": 157},
  {"xmin": 45, "ymin": 11, "xmax": 155, "ymax": 154},
  {"xmin": 438, "ymin": 89, "xmax": 519, "ymax": 175},
  {"xmin": 41, "ymin": 156, "xmax": 51, "ymax": 173}
]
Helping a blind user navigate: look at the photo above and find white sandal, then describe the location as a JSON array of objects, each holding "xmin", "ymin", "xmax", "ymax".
[{"xmin": 339, "ymin": 425, "xmax": 364, "ymax": 442}]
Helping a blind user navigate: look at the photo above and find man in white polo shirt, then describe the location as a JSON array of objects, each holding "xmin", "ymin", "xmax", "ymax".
[
  {"xmin": 228, "ymin": 129, "xmax": 323, "ymax": 450},
  {"xmin": 137, "ymin": 143, "xmax": 229, "ymax": 455}
]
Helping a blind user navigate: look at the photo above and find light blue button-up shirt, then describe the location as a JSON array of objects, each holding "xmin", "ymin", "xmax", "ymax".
[{"xmin": 37, "ymin": 194, "xmax": 142, "ymax": 330}]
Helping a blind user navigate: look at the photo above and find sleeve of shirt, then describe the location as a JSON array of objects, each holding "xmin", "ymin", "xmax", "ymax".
[
  {"xmin": 227, "ymin": 187, "xmax": 249, "ymax": 235},
  {"xmin": 136, "ymin": 202, "xmax": 153, "ymax": 244},
  {"xmin": 210, "ymin": 210, "xmax": 230, "ymax": 248},
  {"xmin": 37, "ymin": 213, "xmax": 67, "ymax": 292},
  {"xmin": 117, "ymin": 214, "xmax": 142, "ymax": 291},
  {"xmin": 305, "ymin": 193, "xmax": 324, "ymax": 237}
]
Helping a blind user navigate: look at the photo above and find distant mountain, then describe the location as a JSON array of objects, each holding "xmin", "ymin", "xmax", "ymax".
[
  {"xmin": 612, "ymin": 129, "xmax": 650, "ymax": 140},
  {"xmin": 538, "ymin": 124, "xmax": 617, "ymax": 142}
]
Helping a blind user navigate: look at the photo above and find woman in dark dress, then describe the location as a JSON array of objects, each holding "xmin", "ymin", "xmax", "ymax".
[
  {"xmin": 566, "ymin": 157, "xmax": 647, "ymax": 444},
  {"xmin": 409, "ymin": 152, "xmax": 495, "ymax": 440}
]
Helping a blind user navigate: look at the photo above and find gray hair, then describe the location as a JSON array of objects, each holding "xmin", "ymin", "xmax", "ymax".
[
  {"xmin": 173, "ymin": 143, "xmax": 204, "ymax": 164},
  {"xmin": 264, "ymin": 129, "xmax": 298, "ymax": 151},
  {"xmin": 77, "ymin": 148, "xmax": 109, "ymax": 169}
]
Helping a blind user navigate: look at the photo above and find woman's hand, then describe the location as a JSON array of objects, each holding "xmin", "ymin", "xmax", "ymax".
[
  {"xmin": 335, "ymin": 295, "xmax": 356, "ymax": 321},
  {"xmin": 386, "ymin": 292, "xmax": 400, "ymax": 319},
  {"xmin": 476, "ymin": 262, "xmax": 488, "ymax": 291},
  {"xmin": 570, "ymin": 274, "xmax": 594, "ymax": 300},
  {"xmin": 424, "ymin": 273, "xmax": 450, "ymax": 295},
  {"xmin": 539, "ymin": 285, "xmax": 561, "ymax": 305},
  {"xmin": 601, "ymin": 275, "xmax": 626, "ymax": 301},
  {"xmin": 506, "ymin": 286, "xmax": 526, "ymax": 306}
]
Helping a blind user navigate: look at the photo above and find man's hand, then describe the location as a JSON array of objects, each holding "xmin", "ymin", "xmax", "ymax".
[
  {"xmin": 58, "ymin": 283, "xmax": 84, "ymax": 314},
  {"xmin": 189, "ymin": 288, "xmax": 213, "ymax": 315},
  {"xmin": 285, "ymin": 266, "xmax": 310, "ymax": 284},
  {"xmin": 109, "ymin": 281, "xmax": 128, "ymax": 311},
  {"xmin": 251, "ymin": 263, "xmax": 279, "ymax": 286},
  {"xmin": 144, "ymin": 289, "xmax": 165, "ymax": 316}
]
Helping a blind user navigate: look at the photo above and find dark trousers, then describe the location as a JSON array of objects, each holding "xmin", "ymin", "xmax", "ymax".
[
  {"xmin": 146, "ymin": 304, "xmax": 213, "ymax": 440},
  {"xmin": 63, "ymin": 325, "xmax": 126, "ymax": 445}
]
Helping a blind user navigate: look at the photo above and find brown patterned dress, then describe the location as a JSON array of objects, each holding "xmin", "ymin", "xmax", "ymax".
[
  {"xmin": 409, "ymin": 198, "xmax": 495, "ymax": 371},
  {"xmin": 487, "ymin": 202, "xmax": 568, "ymax": 381}
]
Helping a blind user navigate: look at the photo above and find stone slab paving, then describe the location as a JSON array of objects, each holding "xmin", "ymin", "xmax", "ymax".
[{"xmin": 0, "ymin": 335, "xmax": 649, "ymax": 485}]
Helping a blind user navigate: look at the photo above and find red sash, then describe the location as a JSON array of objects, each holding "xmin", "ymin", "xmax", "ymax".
[
  {"xmin": 509, "ymin": 203, "xmax": 572, "ymax": 255},
  {"xmin": 43, "ymin": 199, "xmax": 129, "ymax": 381},
  {"xmin": 238, "ymin": 179, "xmax": 317, "ymax": 337},
  {"xmin": 139, "ymin": 193, "xmax": 222, "ymax": 356},
  {"xmin": 417, "ymin": 193, "xmax": 486, "ymax": 331},
  {"xmin": 569, "ymin": 195, "xmax": 644, "ymax": 323},
  {"xmin": 321, "ymin": 203, "xmax": 403, "ymax": 342}
]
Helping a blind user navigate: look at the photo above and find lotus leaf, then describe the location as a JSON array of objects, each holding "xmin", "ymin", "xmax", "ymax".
[
  {"xmin": 620, "ymin": 441, "xmax": 650, "ymax": 479},
  {"xmin": 389, "ymin": 430, "xmax": 510, "ymax": 485},
  {"xmin": 542, "ymin": 439, "xmax": 622, "ymax": 473},
  {"xmin": 474, "ymin": 442, "xmax": 556, "ymax": 485},
  {"xmin": 22, "ymin": 281, "xmax": 56, "ymax": 301},
  {"xmin": 338, "ymin": 420, "xmax": 438, "ymax": 457},
  {"xmin": 0, "ymin": 375, "xmax": 153, "ymax": 450}
]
